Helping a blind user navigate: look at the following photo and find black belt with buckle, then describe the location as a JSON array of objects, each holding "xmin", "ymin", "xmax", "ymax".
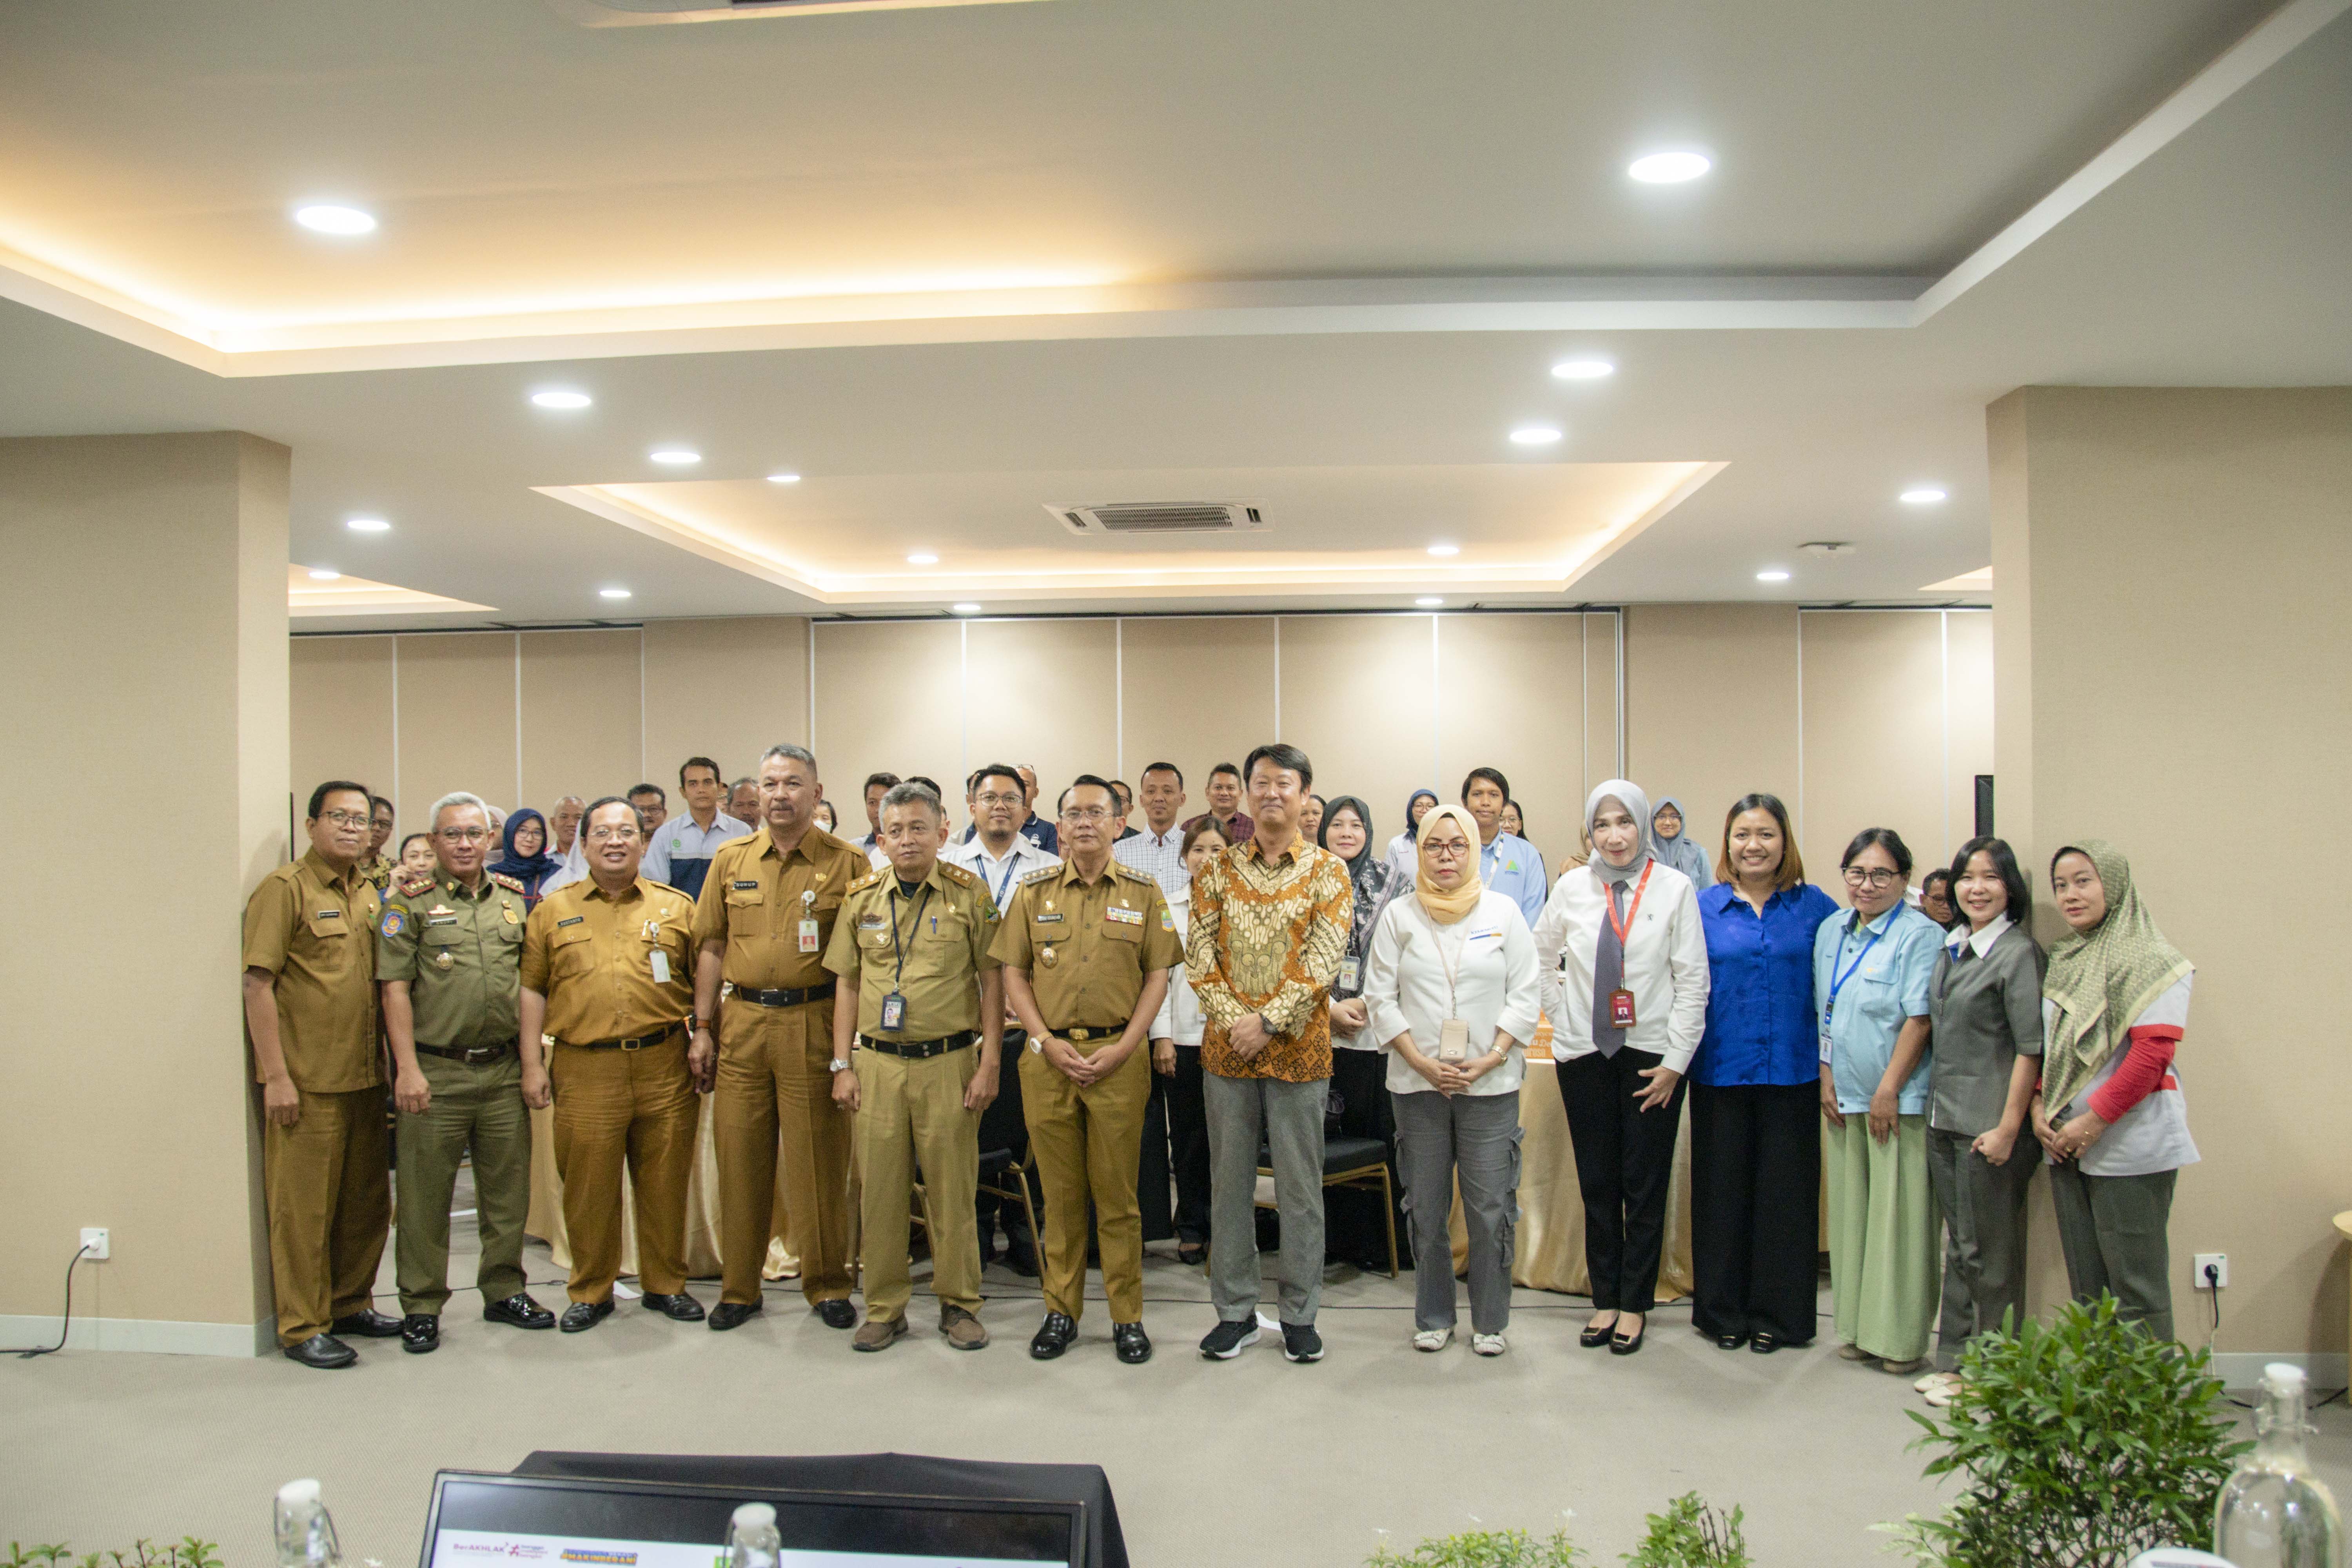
[
  {"xmin": 736, "ymin": 981, "xmax": 836, "ymax": 1008},
  {"xmin": 414, "ymin": 1040, "xmax": 517, "ymax": 1063},
  {"xmin": 567, "ymin": 1023, "xmax": 686, "ymax": 1052},
  {"xmin": 857, "ymin": 1029, "xmax": 979, "ymax": 1060},
  {"xmin": 1062, "ymin": 1024, "xmax": 1131, "ymax": 1042}
]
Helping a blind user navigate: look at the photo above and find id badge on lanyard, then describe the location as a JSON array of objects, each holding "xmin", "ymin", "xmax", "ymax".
[
  {"xmin": 880, "ymin": 885, "xmax": 929, "ymax": 1032},
  {"xmin": 1602, "ymin": 864, "xmax": 1653, "ymax": 1032},
  {"xmin": 798, "ymin": 888, "xmax": 820, "ymax": 954},
  {"xmin": 1821, "ymin": 922, "xmax": 1883, "ymax": 1061},
  {"xmin": 1338, "ymin": 955, "xmax": 1361, "ymax": 992}
]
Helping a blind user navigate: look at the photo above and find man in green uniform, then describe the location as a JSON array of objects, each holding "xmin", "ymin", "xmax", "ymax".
[
  {"xmin": 377, "ymin": 791, "xmax": 556, "ymax": 1354},
  {"xmin": 824, "ymin": 781, "xmax": 1004, "ymax": 1352},
  {"xmin": 241, "ymin": 780, "xmax": 398, "ymax": 1368},
  {"xmin": 993, "ymin": 775, "xmax": 1181, "ymax": 1364},
  {"xmin": 356, "ymin": 794, "xmax": 398, "ymax": 893}
]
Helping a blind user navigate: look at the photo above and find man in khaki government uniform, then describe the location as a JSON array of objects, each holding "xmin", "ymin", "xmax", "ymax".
[
  {"xmin": 241, "ymin": 780, "xmax": 398, "ymax": 1369},
  {"xmin": 992, "ymin": 775, "xmax": 1180, "ymax": 1365},
  {"xmin": 691, "ymin": 743, "xmax": 869, "ymax": 1333},
  {"xmin": 824, "ymin": 781, "xmax": 1004, "ymax": 1352},
  {"xmin": 377, "ymin": 790, "xmax": 556, "ymax": 1354},
  {"xmin": 356, "ymin": 794, "xmax": 398, "ymax": 892},
  {"xmin": 518, "ymin": 795, "xmax": 704, "ymax": 1333}
]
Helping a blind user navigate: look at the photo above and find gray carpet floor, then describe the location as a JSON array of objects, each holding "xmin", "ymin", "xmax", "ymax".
[{"xmin": 6, "ymin": 1172, "xmax": 2345, "ymax": 1567}]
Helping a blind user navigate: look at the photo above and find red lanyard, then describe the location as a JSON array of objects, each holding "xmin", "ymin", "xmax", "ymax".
[{"xmin": 1602, "ymin": 862, "xmax": 1654, "ymax": 947}]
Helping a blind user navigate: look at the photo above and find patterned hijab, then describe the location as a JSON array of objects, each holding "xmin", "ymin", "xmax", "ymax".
[
  {"xmin": 2040, "ymin": 840, "xmax": 2193, "ymax": 1111},
  {"xmin": 1321, "ymin": 795, "xmax": 1402, "ymax": 967}
]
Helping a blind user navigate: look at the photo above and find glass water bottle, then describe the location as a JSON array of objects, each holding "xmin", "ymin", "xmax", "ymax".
[
  {"xmin": 2214, "ymin": 1363, "xmax": 2345, "ymax": 1568},
  {"xmin": 274, "ymin": 1479, "xmax": 345, "ymax": 1568},
  {"xmin": 726, "ymin": 1502, "xmax": 782, "ymax": 1568}
]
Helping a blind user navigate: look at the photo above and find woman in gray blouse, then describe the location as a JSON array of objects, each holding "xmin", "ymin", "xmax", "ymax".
[{"xmin": 1921, "ymin": 835, "xmax": 2045, "ymax": 1403}]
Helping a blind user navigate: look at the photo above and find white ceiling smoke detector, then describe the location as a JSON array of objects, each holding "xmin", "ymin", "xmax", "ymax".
[{"xmin": 1047, "ymin": 502, "xmax": 1269, "ymax": 537}]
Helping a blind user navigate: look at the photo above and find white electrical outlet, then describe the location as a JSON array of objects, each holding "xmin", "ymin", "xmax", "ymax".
[
  {"xmin": 80, "ymin": 1227, "xmax": 110, "ymax": 1261},
  {"xmin": 2194, "ymin": 1252, "xmax": 2227, "ymax": 1288}
]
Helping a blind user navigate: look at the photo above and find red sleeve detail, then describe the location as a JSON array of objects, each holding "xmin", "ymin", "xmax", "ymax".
[{"xmin": 2086, "ymin": 1028, "xmax": 2180, "ymax": 1123}]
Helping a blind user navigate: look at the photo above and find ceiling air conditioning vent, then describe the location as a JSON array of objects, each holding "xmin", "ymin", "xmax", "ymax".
[{"xmin": 1048, "ymin": 502, "xmax": 1268, "ymax": 537}]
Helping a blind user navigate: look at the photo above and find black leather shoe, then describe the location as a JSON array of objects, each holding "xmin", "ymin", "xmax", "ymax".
[
  {"xmin": 816, "ymin": 1298, "xmax": 857, "ymax": 1330},
  {"xmin": 559, "ymin": 1298, "xmax": 614, "ymax": 1333},
  {"xmin": 1749, "ymin": 1332, "xmax": 1782, "ymax": 1355},
  {"xmin": 1610, "ymin": 1324, "xmax": 1647, "ymax": 1356},
  {"xmin": 1002, "ymin": 1246, "xmax": 1040, "ymax": 1279},
  {"xmin": 399, "ymin": 1314, "xmax": 439, "ymax": 1354},
  {"xmin": 1714, "ymin": 1330, "xmax": 1749, "ymax": 1350},
  {"xmin": 330, "ymin": 1308, "xmax": 403, "ymax": 1339},
  {"xmin": 282, "ymin": 1333, "xmax": 356, "ymax": 1369},
  {"xmin": 483, "ymin": 1293, "xmax": 555, "ymax": 1330},
  {"xmin": 1579, "ymin": 1318, "xmax": 1618, "ymax": 1348},
  {"xmin": 1113, "ymin": 1322, "xmax": 1152, "ymax": 1364},
  {"xmin": 641, "ymin": 1292, "xmax": 706, "ymax": 1322},
  {"xmin": 1029, "ymin": 1312, "xmax": 1077, "ymax": 1359},
  {"xmin": 708, "ymin": 1301, "xmax": 763, "ymax": 1331}
]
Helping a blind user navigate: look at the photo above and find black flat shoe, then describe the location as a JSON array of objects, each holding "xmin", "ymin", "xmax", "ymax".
[
  {"xmin": 1176, "ymin": 1243, "xmax": 1206, "ymax": 1267},
  {"xmin": 816, "ymin": 1298, "xmax": 857, "ymax": 1330},
  {"xmin": 1113, "ymin": 1322, "xmax": 1152, "ymax": 1364},
  {"xmin": 483, "ymin": 1293, "xmax": 555, "ymax": 1330},
  {"xmin": 1029, "ymin": 1311, "xmax": 1077, "ymax": 1359},
  {"xmin": 1714, "ymin": 1331, "xmax": 1748, "ymax": 1350},
  {"xmin": 282, "ymin": 1333, "xmax": 356, "ymax": 1369},
  {"xmin": 330, "ymin": 1308, "xmax": 402, "ymax": 1339},
  {"xmin": 641, "ymin": 1292, "xmax": 705, "ymax": 1322},
  {"xmin": 708, "ymin": 1301, "xmax": 762, "ymax": 1331},
  {"xmin": 1610, "ymin": 1325, "xmax": 1647, "ymax": 1356},
  {"xmin": 1748, "ymin": 1332, "xmax": 1781, "ymax": 1355},
  {"xmin": 1003, "ymin": 1248, "xmax": 1040, "ymax": 1279},
  {"xmin": 399, "ymin": 1314, "xmax": 439, "ymax": 1354},
  {"xmin": 1579, "ymin": 1318, "xmax": 1619, "ymax": 1348},
  {"xmin": 559, "ymin": 1298, "xmax": 613, "ymax": 1333}
]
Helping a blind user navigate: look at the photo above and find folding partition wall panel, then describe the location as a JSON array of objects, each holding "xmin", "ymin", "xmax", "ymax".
[
  {"xmin": 519, "ymin": 629, "xmax": 642, "ymax": 811},
  {"xmin": 1432, "ymin": 613, "xmax": 1600, "ymax": 884},
  {"xmin": 289, "ymin": 635, "xmax": 396, "ymax": 815},
  {"xmin": 964, "ymin": 618, "xmax": 1120, "ymax": 807},
  {"xmin": 392, "ymin": 633, "xmax": 523, "ymax": 824},
  {"xmin": 642, "ymin": 617, "xmax": 810, "ymax": 791},
  {"xmin": 1275, "ymin": 613, "xmax": 1437, "ymax": 853},
  {"xmin": 1624, "ymin": 604, "xmax": 1801, "ymax": 865},
  {"xmin": 1116, "ymin": 617, "xmax": 1279, "ymax": 808},
  {"xmin": 812, "ymin": 619, "xmax": 966, "ymax": 828}
]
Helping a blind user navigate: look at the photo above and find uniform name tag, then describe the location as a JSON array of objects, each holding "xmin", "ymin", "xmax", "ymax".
[
  {"xmin": 1105, "ymin": 906, "xmax": 1143, "ymax": 926},
  {"xmin": 1033, "ymin": 911, "xmax": 1065, "ymax": 925},
  {"xmin": 557, "ymin": 915, "xmax": 585, "ymax": 928},
  {"xmin": 314, "ymin": 909, "xmax": 343, "ymax": 921},
  {"xmin": 733, "ymin": 879, "xmax": 760, "ymax": 890},
  {"xmin": 425, "ymin": 914, "xmax": 458, "ymax": 927}
]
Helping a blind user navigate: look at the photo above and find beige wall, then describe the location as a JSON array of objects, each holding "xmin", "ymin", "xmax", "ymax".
[
  {"xmin": 1993, "ymin": 386, "xmax": 2352, "ymax": 1366},
  {"xmin": 2, "ymin": 432, "xmax": 287, "ymax": 1349}
]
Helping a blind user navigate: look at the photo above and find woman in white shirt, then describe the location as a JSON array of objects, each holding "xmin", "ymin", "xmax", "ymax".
[
  {"xmin": 1533, "ymin": 779, "xmax": 1710, "ymax": 1356},
  {"xmin": 1365, "ymin": 804, "xmax": 1541, "ymax": 1354},
  {"xmin": 1150, "ymin": 818, "xmax": 1232, "ymax": 1267}
]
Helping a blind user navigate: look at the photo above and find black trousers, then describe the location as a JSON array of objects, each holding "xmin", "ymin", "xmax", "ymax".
[
  {"xmin": 1688, "ymin": 1080, "xmax": 1820, "ymax": 1343},
  {"xmin": 975, "ymin": 1030, "xmax": 1040, "ymax": 1254},
  {"xmin": 1325, "ymin": 1049, "xmax": 1411, "ymax": 1269},
  {"xmin": 1166, "ymin": 1045, "xmax": 1212, "ymax": 1246},
  {"xmin": 1556, "ymin": 1046, "xmax": 1686, "ymax": 1313},
  {"xmin": 1136, "ymin": 1062, "xmax": 1176, "ymax": 1243}
]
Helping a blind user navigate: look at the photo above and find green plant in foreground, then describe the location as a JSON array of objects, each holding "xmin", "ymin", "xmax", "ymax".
[
  {"xmin": 1622, "ymin": 1493, "xmax": 1749, "ymax": 1568},
  {"xmin": 1880, "ymin": 1296, "xmax": 2249, "ymax": 1568},
  {"xmin": 7, "ymin": 1543, "xmax": 224, "ymax": 1568},
  {"xmin": 1368, "ymin": 1526, "xmax": 1589, "ymax": 1568}
]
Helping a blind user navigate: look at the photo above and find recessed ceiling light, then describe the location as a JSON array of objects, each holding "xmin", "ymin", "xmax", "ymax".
[
  {"xmin": 1551, "ymin": 357, "xmax": 1616, "ymax": 381},
  {"xmin": 307, "ymin": 568, "xmax": 342, "ymax": 581},
  {"xmin": 292, "ymin": 203, "xmax": 377, "ymax": 236},
  {"xmin": 1756, "ymin": 570, "xmax": 1791, "ymax": 583},
  {"xmin": 1416, "ymin": 597, "xmax": 1446, "ymax": 607},
  {"xmin": 1427, "ymin": 544, "xmax": 1459, "ymax": 557},
  {"xmin": 766, "ymin": 472, "xmax": 801, "ymax": 485},
  {"xmin": 951, "ymin": 603, "xmax": 982, "ymax": 616},
  {"xmin": 648, "ymin": 449, "xmax": 701, "ymax": 466},
  {"xmin": 907, "ymin": 553, "xmax": 939, "ymax": 566},
  {"xmin": 345, "ymin": 517, "xmax": 389, "ymax": 533},
  {"xmin": 600, "ymin": 587, "xmax": 632, "ymax": 600},
  {"xmin": 1900, "ymin": 486, "xmax": 1949, "ymax": 505},
  {"xmin": 531, "ymin": 390, "xmax": 592, "ymax": 410},
  {"xmin": 1628, "ymin": 151, "xmax": 1712, "ymax": 184},
  {"xmin": 1509, "ymin": 425, "xmax": 1563, "ymax": 446}
]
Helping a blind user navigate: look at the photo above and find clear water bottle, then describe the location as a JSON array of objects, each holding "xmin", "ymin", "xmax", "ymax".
[
  {"xmin": 725, "ymin": 1502, "xmax": 781, "ymax": 1568},
  {"xmin": 2214, "ymin": 1363, "xmax": 2346, "ymax": 1568},
  {"xmin": 274, "ymin": 1479, "xmax": 345, "ymax": 1568}
]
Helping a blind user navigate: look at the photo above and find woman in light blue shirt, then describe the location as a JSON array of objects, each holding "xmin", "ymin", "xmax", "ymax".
[{"xmin": 1814, "ymin": 827, "xmax": 1942, "ymax": 1376}]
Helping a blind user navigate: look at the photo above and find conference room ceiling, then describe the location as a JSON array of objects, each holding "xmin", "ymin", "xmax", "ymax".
[{"xmin": 1, "ymin": 0, "xmax": 2346, "ymax": 624}]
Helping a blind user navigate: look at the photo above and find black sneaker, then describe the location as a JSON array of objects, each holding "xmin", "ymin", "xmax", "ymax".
[
  {"xmin": 1198, "ymin": 1319, "xmax": 1259, "ymax": 1359},
  {"xmin": 1281, "ymin": 1322, "xmax": 1325, "ymax": 1363}
]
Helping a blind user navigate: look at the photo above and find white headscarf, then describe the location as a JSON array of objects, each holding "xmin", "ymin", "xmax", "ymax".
[{"xmin": 1582, "ymin": 779, "xmax": 1663, "ymax": 887}]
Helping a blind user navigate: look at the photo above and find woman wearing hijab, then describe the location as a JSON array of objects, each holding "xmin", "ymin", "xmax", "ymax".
[
  {"xmin": 2033, "ymin": 841, "xmax": 2198, "ymax": 1342},
  {"xmin": 1363, "ymin": 803, "xmax": 1540, "ymax": 1354},
  {"xmin": 1651, "ymin": 796, "xmax": 1711, "ymax": 884},
  {"xmin": 1533, "ymin": 780, "xmax": 1710, "ymax": 1355},
  {"xmin": 1383, "ymin": 788, "xmax": 1441, "ymax": 883},
  {"xmin": 488, "ymin": 807, "xmax": 564, "ymax": 908},
  {"xmin": 1319, "ymin": 797, "xmax": 1412, "ymax": 1270}
]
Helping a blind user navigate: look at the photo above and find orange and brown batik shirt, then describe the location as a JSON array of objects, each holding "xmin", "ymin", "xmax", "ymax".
[{"xmin": 1185, "ymin": 834, "xmax": 1352, "ymax": 1083}]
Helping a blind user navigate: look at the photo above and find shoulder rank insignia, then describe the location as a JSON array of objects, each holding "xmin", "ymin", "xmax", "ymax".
[
  {"xmin": 488, "ymin": 871, "xmax": 525, "ymax": 894},
  {"xmin": 394, "ymin": 869, "xmax": 437, "ymax": 898},
  {"xmin": 1020, "ymin": 865, "xmax": 1060, "ymax": 886},
  {"xmin": 936, "ymin": 861, "xmax": 978, "ymax": 887},
  {"xmin": 848, "ymin": 868, "xmax": 884, "ymax": 893}
]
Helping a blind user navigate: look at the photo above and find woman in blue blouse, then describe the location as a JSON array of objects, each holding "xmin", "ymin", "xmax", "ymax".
[{"xmin": 1688, "ymin": 794, "xmax": 1839, "ymax": 1352}]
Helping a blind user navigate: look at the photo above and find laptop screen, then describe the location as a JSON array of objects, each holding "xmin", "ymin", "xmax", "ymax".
[{"xmin": 421, "ymin": 1473, "xmax": 1082, "ymax": 1568}]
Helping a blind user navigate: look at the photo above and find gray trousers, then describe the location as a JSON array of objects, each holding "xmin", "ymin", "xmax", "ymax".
[
  {"xmin": 1204, "ymin": 1071, "xmax": 1327, "ymax": 1326},
  {"xmin": 1394, "ymin": 1088, "xmax": 1521, "ymax": 1334},
  {"xmin": 1925, "ymin": 1125, "xmax": 2039, "ymax": 1370},
  {"xmin": 2048, "ymin": 1162, "xmax": 2178, "ymax": 1342}
]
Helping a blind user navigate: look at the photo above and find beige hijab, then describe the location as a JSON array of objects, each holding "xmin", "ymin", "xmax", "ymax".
[{"xmin": 1414, "ymin": 804, "xmax": 1486, "ymax": 924}]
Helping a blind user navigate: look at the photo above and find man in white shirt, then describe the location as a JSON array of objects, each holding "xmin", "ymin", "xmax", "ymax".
[
  {"xmin": 548, "ymin": 795, "xmax": 587, "ymax": 859},
  {"xmin": 854, "ymin": 772, "xmax": 899, "ymax": 861},
  {"xmin": 1113, "ymin": 761, "xmax": 1190, "ymax": 896},
  {"xmin": 642, "ymin": 756, "xmax": 750, "ymax": 900}
]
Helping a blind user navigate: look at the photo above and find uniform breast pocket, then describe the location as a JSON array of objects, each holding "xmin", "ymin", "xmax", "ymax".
[
  {"xmin": 724, "ymin": 889, "xmax": 769, "ymax": 938},
  {"xmin": 551, "ymin": 928, "xmax": 595, "ymax": 976},
  {"xmin": 1102, "ymin": 917, "xmax": 1143, "ymax": 947},
  {"xmin": 421, "ymin": 926, "xmax": 462, "ymax": 950},
  {"xmin": 495, "ymin": 920, "xmax": 523, "ymax": 947},
  {"xmin": 303, "ymin": 911, "xmax": 352, "ymax": 942}
]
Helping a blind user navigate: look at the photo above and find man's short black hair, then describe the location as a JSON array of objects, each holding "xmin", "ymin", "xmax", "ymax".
[
  {"xmin": 368, "ymin": 795, "xmax": 395, "ymax": 817},
  {"xmin": 863, "ymin": 771, "xmax": 901, "ymax": 795},
  {"xmin": 907, "ymin": 775, "xmax": 943, "ymax": 800},
  {"xmin": 678, "ymin": 756, "xmax": 721, "ymax": 786},
  {"xmin": 1142, "ymin": 761, "xmax": 1184, "ymax": 787},
  {"xmin": 307, "ymin": 780, "xmax": 371, "ymax": 822},
  {"xmin": 1109, "ymin": 779, "xmax": 1133, "ymax": 808},
  {"xmin": 1460, "ymin": 766, "xmax": 1511, "ymax": 802},
  {"xmin": 1068, "ymin": 773, "xmax": 1118, "ymax": 806},
  {"xmin": 1209, "ymin": 761, "xmax": 1243, "ymax": 783},
  {"xmin": 971, "ymin": 762, "xmax": 1025, "ymax": 795},
  {"xmin": 628, "ymin": 782, "xmax": 667, "ymax": 806},
  {"xmin": 584, "ymin": 795, "xmax": 648, "ymax": 835},
  {"xmin": 1243, "ymin": 743, "xmax": 1313, "ymax": 793}
]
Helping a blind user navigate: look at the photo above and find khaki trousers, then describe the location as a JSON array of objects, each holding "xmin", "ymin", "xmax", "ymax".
[
  {"xmin": 1020, "ymin": 1038, "xmax": 1150, "ymax": 1322},
  {"xmin": 550, "ymin": 1037, "xmax": 697, "ymax": 1301},
  {"xmin": 714, "ymin": 997, "xmax": 851, "ymax": 1306},
  {"xmin": 394, "ymin": 1051, "xmax": 533, "ymax": 1315},
  {"xmin": 263, "ymin": 1085, "xmax": 392, "ymax": 1346},
  {"xmin": 857, "ymin": 1044, "xmax": 981, "ymax": 1322}
]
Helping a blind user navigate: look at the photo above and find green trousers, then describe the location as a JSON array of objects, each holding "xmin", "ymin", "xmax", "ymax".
[
  {"xmin": 1825, "ymin": 1112, "xmax": 1939, "ymax": 1363},
  {"xmin": 395, "ymin": 1051, "xmax": 533, "ymax": 1316},
  {"xmin": 2047, "ymin": 1162, "xmax": 2177, "ymax": 1343}
]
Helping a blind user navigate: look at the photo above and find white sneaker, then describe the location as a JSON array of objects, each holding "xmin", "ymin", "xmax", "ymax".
[
  {"xmin": 1412, "ymin": 1328, "xmax": 1452, "ymax": 1352},
  {"xmin": 1915, "ymin": 1370, "xmax": 1961, "ymax": 1393},
  {"xmin": 1472, "ymin": 1332, "xmax": 1507, "ymax": 1357},
  {"xmin": 1924, "ymin": 1378, "xmax": 1965, "ymax": 1407}
]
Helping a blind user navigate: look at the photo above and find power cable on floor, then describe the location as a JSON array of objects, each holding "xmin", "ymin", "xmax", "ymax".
[{"xmin": 2, "ymin": 1243, "xmax": 94, "ymax": 1358}]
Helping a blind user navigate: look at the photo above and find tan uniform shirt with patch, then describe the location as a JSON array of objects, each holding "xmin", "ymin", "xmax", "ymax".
[
  {"xmin": 822, "ymin": 859, "xmax": 1001, "ymax": 1039},
  {"xmin": 521, "ymin": 877, "xmax": 697, "ymax": 1044},
  {"xmin": 376, "ymin": 872, "xmax": 528, "ymax": 1048},
  {"xmin": 990, "ymin": 859, "xmax": 1182, "ymax": 1030},
  {"xmin": 693, "ymin": 825, "xmax": 867, "ymax": 990},
  {"xmin": 241, "ymin": 848, "xmax": 382, "ymax": 1092}
]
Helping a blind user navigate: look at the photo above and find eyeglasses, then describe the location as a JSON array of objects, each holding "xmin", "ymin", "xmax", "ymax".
[
  {"xmin": 1423, "ymin": 840, "xmax": 1472, "ymax": 860},
  {"xmin": 586, "ymin": 825, "xmax": 641, "ymax": 843},
  {"xmin": 319, "ymin": 810, "xmax": 371, "ymax": 829},
  {"xmin": 1060, "ymin": 807, "xmax": 1112, "ymax": 823},
  {"xmin": 436, "ymin": 828, "xmax": 492, "ymax": 843},
  {"xmin": 1842, "ymin": 867, "xmax": 1904, "ymax": 889},
  {"xmin": 975, "ymin": 791, "xmax": 1023, "ymax": 809}
]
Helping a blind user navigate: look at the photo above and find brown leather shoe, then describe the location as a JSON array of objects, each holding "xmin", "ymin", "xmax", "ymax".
[
  {"xmin": 851, "ymin": 1315, "xmax": 908, "ymax": 1352},
  {"xmin": 941, "ymin": 1305, "xmax": 989, "ymax": 1350}
]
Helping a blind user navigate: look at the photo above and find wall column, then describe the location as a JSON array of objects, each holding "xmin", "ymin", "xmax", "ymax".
[{"xmin": 0, "ymin": 432, "xmax": 290, "ymax": 1354}]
